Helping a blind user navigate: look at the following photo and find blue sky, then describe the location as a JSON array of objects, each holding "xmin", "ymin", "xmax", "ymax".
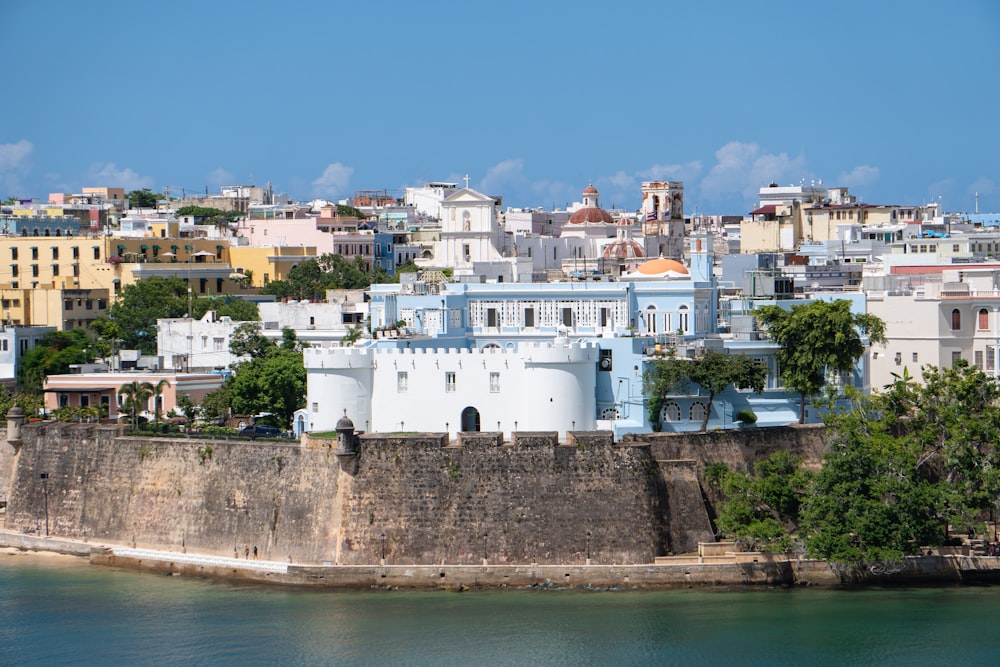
[{"xmin": 2, "ymin": 0, "xmax": 998, "ymax": 215}]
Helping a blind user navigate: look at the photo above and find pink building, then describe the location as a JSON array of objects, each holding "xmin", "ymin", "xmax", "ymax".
[{"xmin": 43, "ymin": 371, "xmax": 224, "ymax": 420}]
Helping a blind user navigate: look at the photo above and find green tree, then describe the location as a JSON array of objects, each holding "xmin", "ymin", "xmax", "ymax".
[
  {"xmin": 109, "ymin": 276, "xmax": 191, "ymax": 353},
  {"xmin": 149, "ymin": 379, "xmax": 170, "ymax": 426},
  {"xmin": 641, "ymin": 352, "xmax": 690, "ymax": 428},
  {"xmin": 118, "ymin": 380, "xmax": 154, "ymax": 430},
  {"xmin": 176, "ymin": 392, "xmax": 198, "ymax": 424},
  {"xmin": 754, "ymin": 299, "xmax": 886, "ymax": 423},
  {"xmin": 228, "ymin": 347, "xmax": 306, "ymax": 427},
  {"xmin": 18, "ymin": 329, "xmax": 93, "ymax": 392},
  {"xmin": 642, "ymin": 350, "xmax": 768, "ymax": 431},
  {"xmin": 192, "ymin": 296, "xmax": 259, "ymax": 322},
  {"xmin": 198, "ymin": 385, "xmax": 231, "ymax": 425},
  {"xmin": 126, "ymin": 188, "xmax": 163, "ymax": 209},
  {"xmin": 687, "ymin": 351, "xmax": 768, "ymax": 432},
  {"xmin": 229, "ymin": 322, "xmax": 271, "ymax": 358},
  {"xmin": 715, "ymin": 451, "xmax": 812, "ymax": 551}
]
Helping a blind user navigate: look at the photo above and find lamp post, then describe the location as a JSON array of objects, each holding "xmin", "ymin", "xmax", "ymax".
[
  {"xmin": 586, "ymin": 531, "xmax": 592, "ymax": 565},
  {"xmin": 39, "ymin": 473, "xmax": 49, "ymax": 536},
  {"xmin": 380, "ymin": 532, "xmax": 386, "ymax": 564},
  {"xmin": 482, "ymin": 531, "xmax": 488, "ymax": 564}
]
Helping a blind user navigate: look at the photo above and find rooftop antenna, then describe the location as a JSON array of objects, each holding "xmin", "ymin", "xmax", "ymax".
[{"xmin": 976, "ymin": 192, "xmax": 980, "ymax": 215}]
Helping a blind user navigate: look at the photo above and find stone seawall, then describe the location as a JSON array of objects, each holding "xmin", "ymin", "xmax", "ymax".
[{"xmin": 3, "ymin": 423, "xmax": 829, "ymax": 566}]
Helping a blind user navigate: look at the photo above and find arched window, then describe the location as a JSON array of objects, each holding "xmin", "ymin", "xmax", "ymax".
[
  {"xmin": 690, "ymin": 401, "xmax": 707, "ymax": 423},
  {"xmin": 661, "ymin": 402, "xmax": 681, "ymax": 422},
  {"xmin": 979, "ymin": 308, "xmax": 989, "ymax": 330},
  {"xmin": 951, "ymin": 308, "xmax": 961, "ymax": 331},
  {"xmin": 677, "ymin": 305, "xmax": 689, "ymax": 333},
  {"xmin": 646, "ymin": 305, "xmax": 657, "ymax": 334}
]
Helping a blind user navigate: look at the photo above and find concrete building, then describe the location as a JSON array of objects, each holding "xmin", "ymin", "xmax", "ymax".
[
  {"xmin": 43, "ymin": 371, "xmax": 224, "ymax": 421},
  {"xmin": 0, "ymin": 325, "xmax": 55, "ymax": 387}
]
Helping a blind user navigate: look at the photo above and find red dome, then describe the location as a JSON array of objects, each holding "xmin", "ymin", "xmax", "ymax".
[
  {"xmin": 569, "ymin": 207, "xmax": 615, "ymax": 225},
  {"xmin": 583, "ymin": 184, "xmax": 598, "ymax": 195},
  {"xmin": 602, "ymin": 240, "xmax": 645, "ymax": 259}
]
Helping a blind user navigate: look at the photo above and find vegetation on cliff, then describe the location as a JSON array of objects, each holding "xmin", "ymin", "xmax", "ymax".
[{"xmin": 713, "ymin": 361, "xmax": 1000, "ymax": 569}]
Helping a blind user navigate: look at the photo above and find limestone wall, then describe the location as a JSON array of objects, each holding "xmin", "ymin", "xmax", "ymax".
[{"xmin": 3, "ymin": 423, "xmax": 829, "ymax": 565}]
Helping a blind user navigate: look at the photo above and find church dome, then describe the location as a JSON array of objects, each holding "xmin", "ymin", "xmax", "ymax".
[
  {"xmin": 569, "ymin": 184, "xmax": 614, "ymax": 225},
  {"xmin": 569, "ymin": 207, "xmax": 615, "ymax": 225},
  {"xmin": 602, "ymin": 240, "xmax": 645, "ymax": 260},
  {"xmin": 635, "ymin": 258, "xmax": 689, "ymax": 277}
]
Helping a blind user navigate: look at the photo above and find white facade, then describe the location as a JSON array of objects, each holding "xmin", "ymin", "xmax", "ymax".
[
  {"xmin": 0, "ymin": 326, "xmax": 55, "ymax": 384},
  {"xmin": 156, "ymin": 311, "xmax": 246, "ymax": 372},
  {"xmin": 303, "ymin": 340, "xmax": 597, "ymax": 437},
  {"xmin": 404, "ymin": 182, "xmax": 460, "ymax": 221}
]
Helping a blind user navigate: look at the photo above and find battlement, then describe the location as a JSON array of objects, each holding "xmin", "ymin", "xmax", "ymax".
[{"xmin": 304, "ymin": 340, "xmax": 599, "ymax": 369}]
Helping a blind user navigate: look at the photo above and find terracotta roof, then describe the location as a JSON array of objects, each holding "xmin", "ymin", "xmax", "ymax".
[
  {"xmin": 568, "ymin": 207, "xmax": 615, "ymax": 225},
  {"xmin": 750, "ymin": 205, "xmax": 777, "ymax": 215},
  {"xmin": 583, "ymin": 184, "xmax": 598, "ymax": 195}
]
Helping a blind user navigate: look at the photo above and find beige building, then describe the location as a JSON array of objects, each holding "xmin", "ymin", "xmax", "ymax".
[{"xmin": 867, "ymin": 270, "xmax": 1000, "ymax": 389}]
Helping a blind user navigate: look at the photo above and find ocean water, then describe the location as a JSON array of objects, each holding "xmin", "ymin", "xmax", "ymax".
[{"xmin": 0, "ymin": 555, "xmax": 996, "ymax": 666}]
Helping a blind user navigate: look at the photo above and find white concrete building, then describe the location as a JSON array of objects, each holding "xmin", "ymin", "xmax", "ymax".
[{"xmin": 156, "ymin": 311, "xmax": 246, "ymax": 372}]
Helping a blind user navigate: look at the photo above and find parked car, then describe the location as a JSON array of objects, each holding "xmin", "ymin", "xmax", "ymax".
[{"xmin": 239, "ymin": 425, "xmax": 282, "ymax": 438}]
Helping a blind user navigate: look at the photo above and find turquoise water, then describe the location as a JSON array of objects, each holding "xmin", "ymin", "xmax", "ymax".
[{"xmin": 1, "ymin": 556, "xmax": 997, "ymax": 666}]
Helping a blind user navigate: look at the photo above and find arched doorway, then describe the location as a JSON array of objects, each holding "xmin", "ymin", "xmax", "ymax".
[{"xmin": 460, "ymin": 406, "xmax": 481, "ymax": 432}]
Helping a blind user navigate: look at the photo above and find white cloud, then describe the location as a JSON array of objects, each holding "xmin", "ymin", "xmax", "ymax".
[
  {"xmin": 206, "ymin": 167, "xmax": 235, "ymax": 188},
  {"xmin": 0, "ymin": 139, "xmax": 33, "ymax": 195},
  {"xmin": 836, "ymin": 165, "xmax": 880, "ymax": 189},
  {"xmin": 478, "ymin": 159, "xmax": 525, "ymax": 194},
  {"xmin": 311, "ymin": 162, "xmax": 354, "ymax": 198},
  {"xmin": 638, "ymin": 161, "xmax": 702, "ymax": 182},
  {"xmin": 84, "ymin": 162, "xmax": 153, "ymax": 192},
  {"xmin": 699, "ymin": 141, "xmax": 808, "ymax": 206}
]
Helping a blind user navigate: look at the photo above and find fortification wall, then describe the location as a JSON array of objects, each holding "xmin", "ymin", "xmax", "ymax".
[
  {"xmin": 3, "ymin": 423, "xmax": 828, "ymax": 565},
  {"xmin": 4, "ymin": 425, "xmax": 669, "ymax": 564}
]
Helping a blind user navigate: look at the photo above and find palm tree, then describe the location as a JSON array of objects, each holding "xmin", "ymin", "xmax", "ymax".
[
  {"xmin": 150, "ymin": 379, "xmax": 171, "ymax": 427},
  {"xmin": 118, "ymin": 380, "xmax": 154, "ymax": 430}
]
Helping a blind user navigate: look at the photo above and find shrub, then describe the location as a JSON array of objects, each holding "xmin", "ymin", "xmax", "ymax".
[{"xmin": 734, "ymin": 408, "xmax": 757, "ymax": 425}]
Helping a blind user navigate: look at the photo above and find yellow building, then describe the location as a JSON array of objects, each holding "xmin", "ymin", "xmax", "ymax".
[{"xmin": 227, "ymin": 245, "xmax": 317, "ymax": 287}]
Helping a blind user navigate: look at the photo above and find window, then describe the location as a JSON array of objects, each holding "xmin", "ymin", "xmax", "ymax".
[
  {"xmin": 562, "ymin": 308, "xmax": 573, "ymax": 327},
  {"xmin": 10, "ymin": 265, "xmax": 17, "ymax": 277},
  {"xmin": 397, "ymin": 371, "xmax": 408, "ymax": 392},
  {"xmin": 64, "ymin": 299, "xmax": 73, "ymax": 311},
  {"xmin": 201, "ymin": 336, "xmax": 208, "ymax": 349},
  {"xmin": 213, "ymin": 338, "xmax": 223, "ymax": 351},
  {"xmin": 690, "ymin": 401, "xmax": 707, "ymax": 423},
  {"xmin": 51, "ymin": 248, "xmax": 58, "ymax": 260},
  {"xmin": 951, "ymin": 309, "xmax": 961, "ymax": 331},
  {"xmin": 912, "ymin": 352, "xmax": 918, "ymax": 362},
  {"xmin": 312, "ymin": 402, "xmax": 319, "ymax": 413},
  {"xmin": 952, "ymin": 351, "xmax": 962, "ymax": 365},
  {"xmin": 1, "ymin": 340, "xmax": 7, "ymax": 351},
  {"xmin": 463, "ymin": 244, "xmax": 470, "ymax": 260},
  {"xmin": 445, "ymin": 371, "xmax": 456, "ymax": 392},
  {"xmin": 490, "ymin": 372, "xmax": 500, "ymax": 393},
  {"xmin": 10, "ymin": 248, "xmax": 16, "ymax": 260},
  {"xmin": 52, "ymin": 264, "xmax": 59, "ymax": 276},
  {"xmin": 31, "ymin": 265, "xmax": 38, "ymax": 277},
  {"xmin": 979, "ymin": 309, "xmax": 989, "ymax": 330},
  {"xmin": 92, "ymin": 247, "xmax": 100, "ymax": 260},
  {"xmin": 487, "ymin": 308, "xmax": 498, "ymax": 328},
  {"xmin": 524, "ymin": 308, "xmax": 535, "ymax": 328},
  {"xmin": 662, "ymin": 402, "xmax": 681, "ymax": 422},
  {"xmin": 976, "ymin": 350, "xmax": 984, "ymax": 370},
  {"xmin": 72, "ymin": 247, "xmax": 79, "ymax": 260},
  {"xmin": 989, "ymin": 347, "xmax": 996, "ymax": 371},
  {"xmin": 30, "ymin": 247, "xmax": 37, "ymax": 260},
  {"xmin": 85, "ymin": 300, "xmax": 92, "ymax": 310}
]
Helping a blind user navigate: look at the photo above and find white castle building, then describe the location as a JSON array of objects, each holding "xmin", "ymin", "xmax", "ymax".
[{"xmin": 300, "ymin": 234, "xmax": 871, "ymax": 438}]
